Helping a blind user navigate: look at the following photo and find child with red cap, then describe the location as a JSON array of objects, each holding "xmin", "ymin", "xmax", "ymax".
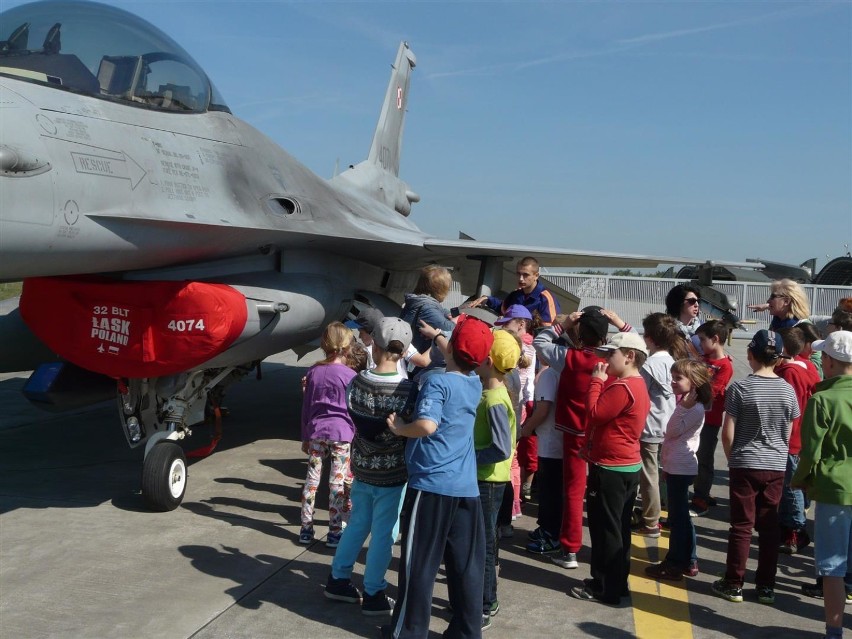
[{"xmin": 384, "ymin": 315, "xmax": 494, "ymax": 638}]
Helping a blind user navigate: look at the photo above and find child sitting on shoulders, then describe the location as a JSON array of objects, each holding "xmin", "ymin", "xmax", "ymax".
[{"xmin": 645, "ymin": 359, "xmax": 712, "ymax": 580}]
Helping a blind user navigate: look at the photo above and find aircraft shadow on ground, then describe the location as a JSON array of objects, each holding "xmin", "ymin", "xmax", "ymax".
[
  {"xmin": 0, "ymin": 360, "xmax": 311, "ymax": 514},
  {"xmin": 177, "ymin": 543, "xmax": 444, "ymax": 638}
]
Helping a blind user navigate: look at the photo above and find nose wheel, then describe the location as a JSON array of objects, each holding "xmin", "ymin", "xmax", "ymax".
[{"xmin": 141, "ymin": 442, "xmax": 187, "ymax": 511}]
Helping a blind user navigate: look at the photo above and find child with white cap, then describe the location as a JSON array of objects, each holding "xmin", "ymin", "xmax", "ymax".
[
  {"xmin": 792, "ymin": 331, "xmax": 852, "ymax": 639},
  {"xmin": 325, "ymin": 317, "xmax": 419, "ymax": 615}
]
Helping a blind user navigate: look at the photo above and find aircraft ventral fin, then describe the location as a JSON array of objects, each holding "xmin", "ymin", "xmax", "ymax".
[{"xmin": 422, "ymin": 238, "xmax": 763, "ymax": 270}]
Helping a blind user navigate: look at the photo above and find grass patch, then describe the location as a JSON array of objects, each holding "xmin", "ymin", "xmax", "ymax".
[{"xmin": 0, "ymin": 282, "xmax": 23, "ymax": 301}]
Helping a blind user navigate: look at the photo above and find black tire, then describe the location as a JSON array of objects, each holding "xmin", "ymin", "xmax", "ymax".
[{"xmin": 142, "ymin": 442, "xmax": 187, "ymax": 511}]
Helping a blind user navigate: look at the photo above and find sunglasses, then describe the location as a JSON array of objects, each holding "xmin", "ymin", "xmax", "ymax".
[
  {"xmin": 683, "ymin": 298, "xmax": 700, "ymax": 305},
  {"xmin": 768, "ymin": 294, "xmax": 788, "ymax": 300}
]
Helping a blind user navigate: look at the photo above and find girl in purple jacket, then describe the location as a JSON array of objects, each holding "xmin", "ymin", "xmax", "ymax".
[{"xmin": 299, "ymin": 322, "xmax": 358, "ymax": 547}]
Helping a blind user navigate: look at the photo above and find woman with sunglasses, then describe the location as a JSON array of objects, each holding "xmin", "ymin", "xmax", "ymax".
[
  {"xmin": 747, "ymin": 279, "xmax": 812, "ymax": 332},
  {"xmin": 665, "ymin": 284, "xmax": 703, "ymax": 359}
]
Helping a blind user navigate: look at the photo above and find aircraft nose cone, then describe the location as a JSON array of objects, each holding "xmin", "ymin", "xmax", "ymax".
[{"xmin": 0, "ymin": 144, "xmax": 50, "ymax": 175}]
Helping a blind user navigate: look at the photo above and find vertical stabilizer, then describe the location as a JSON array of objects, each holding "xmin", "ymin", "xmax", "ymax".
[
  {"xmin": 368, "ymin": 42, "xmax": 416, "ymax": 177},
  {"xmin": 334, "ymin": 42, "xmax": 420, "ymax": 217}
]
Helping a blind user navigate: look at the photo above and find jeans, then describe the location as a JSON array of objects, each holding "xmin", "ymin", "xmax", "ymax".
[
  {"xmin": 331, "ymin": 480, "xmax": 405, "ymax": 595},
  {"xmin": 478, "ymin": 480, "xmax": 506, "ymax": 614},
  {"xmin": 725, "ymin": 468, "xmax": 784, "ymax": 588},
  {"xmin": 779, "ymin": 454, "xmax": 808, "ymax": 531},
  {"xmin": 693, "ymin": 425, "xmax": 720, "ymax": 501},
  {"xmin": 665, "ymin": 474, "xmax": 697, "ymax": 569}
]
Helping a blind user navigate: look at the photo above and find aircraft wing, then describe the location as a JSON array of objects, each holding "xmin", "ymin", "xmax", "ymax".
[{"xmin": 420, "ymin": 237, "xmax": 763, "ymax": 270}]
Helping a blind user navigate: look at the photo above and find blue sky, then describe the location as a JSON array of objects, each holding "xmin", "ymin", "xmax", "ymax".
[{"xmin": 3, "ymin": 0, "xmax": 851, "ymax": 271}]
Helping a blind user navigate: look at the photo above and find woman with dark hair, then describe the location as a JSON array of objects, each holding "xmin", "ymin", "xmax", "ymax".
[{"xmin": 665, "ymin": 284, "xmax": 702, "ymax": 358}]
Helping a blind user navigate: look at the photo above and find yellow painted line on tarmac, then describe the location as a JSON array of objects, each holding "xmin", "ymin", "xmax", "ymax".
[{"xmin": 629, "ymin": 523, "xmax": 694, "ymax": 639}]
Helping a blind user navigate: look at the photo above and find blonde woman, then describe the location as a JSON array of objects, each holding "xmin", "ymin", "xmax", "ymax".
[{"xmin": 748, "ymin": 278, "xmax": 811, "ymax": 331}]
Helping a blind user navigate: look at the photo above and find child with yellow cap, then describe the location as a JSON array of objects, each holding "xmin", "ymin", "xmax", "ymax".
[{"xmin": 473, "ymin": 328, "xmax": 521, "ymax": 631}]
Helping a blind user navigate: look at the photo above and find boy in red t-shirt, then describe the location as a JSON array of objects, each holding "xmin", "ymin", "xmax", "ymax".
[
  {"xmin": 690, "ymin": 320, "xmax": 734, "ymax": 517},
  {"xmin": 776, "ymin": 326, "xmax": 820, "ymax": 554},
  {"xmin": 570, "ymin": 332, "xmax": 651, "ymax": 605}
]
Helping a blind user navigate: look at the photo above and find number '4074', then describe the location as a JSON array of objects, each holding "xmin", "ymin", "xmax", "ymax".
[{"xmin": 167, "ymin": 319, "xmax": 206, "ymax": 332}]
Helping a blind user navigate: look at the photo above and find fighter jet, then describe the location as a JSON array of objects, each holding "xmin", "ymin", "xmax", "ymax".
[{"xmin": 0, "ymin": 1, "xmax": 749, "ymax": 510}]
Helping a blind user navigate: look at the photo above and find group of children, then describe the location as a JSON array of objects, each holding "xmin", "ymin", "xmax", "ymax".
[{"xmin": 297, "ymin": 287, "xmax": 852, "ymax": 639}]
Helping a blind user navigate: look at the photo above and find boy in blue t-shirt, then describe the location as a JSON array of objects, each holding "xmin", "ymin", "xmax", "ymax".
[{"xmin": 384, "ymin": 315, "xmax": 494, "ymax": 639}]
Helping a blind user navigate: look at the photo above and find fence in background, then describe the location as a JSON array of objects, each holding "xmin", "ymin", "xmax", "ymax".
[{"xmin": 448, "ymin": 275, "xmax": 852, "ymax": 339}]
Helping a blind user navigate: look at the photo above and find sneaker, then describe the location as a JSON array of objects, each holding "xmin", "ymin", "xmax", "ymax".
[
  {"xmin": 683, "ymin": 560, "xmax": 699, "ymax": 577},
  {"xmin": 499, "ymin": 524, "xmax": 514, "ymax": 539},
  {"xmin": 712, "ymin": 578, "xmax": 743, "ymax": 603},
  {"xmin": 526, "ymin": 531, "xmax": 560, "ymax": 554},
  {"xmin": 481, "ymin": 615, "xmax": 492, "ymax": 631},
  {"xmin": 644, "ymin": 562, "xmax": 684, "ymax": 581},
  {"xmin": 551, "ymin": 551, "xmax": 579, "ymax": 569},
  {"xmin": 689, "ymin": 498, "xmax": 710, "ymax": 517},
  {"xmin": 634, "ymin": 524, "xmax": 661, "ymax": 538},
  {"xmin": 779, "ymin": 529, "xmax": 798, "ymax": 554},
  {"xmin": 298, "ymin": 526, "xmax": 314, "ymax": 544},
  {"xmin": 362, "ymin": 590, "xmax": 394, "ymax": 616},
  {"xmin": 569, "ymin": 585, "xmax": 620, "ymax": 605},
  {"xmin": 521, "ymin": 484, "xmax": 532, "ymax": 502},
  {"xmin": 324, "ymin": 575, "xmax": 361, "ymax": 603},
  {"xmin": 756, "ymin": 586, "xmax": 775, "ymax": 605},
  {"xmin": 801, "ymin": 582, "xmax": 824, "ymax": 599},
  {"xmin": 326, "ymin": 532, "xmax": 342, "ymax": 548},
  {"xmin": 487, "ymin": 600, "xmax": 500, "ymax": 617},
  {"xmin": 527, "ymin": 527, "xmax": 545, "ymax": 542},
  {"xmin": 659, "ymin": 517, "xmax": 671, "ymax": 531}
]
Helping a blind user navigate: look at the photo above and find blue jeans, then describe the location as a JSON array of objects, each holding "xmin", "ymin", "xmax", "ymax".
[
  {"xmin": 779, "ymin": 453, "xmax": 808, "ymax": 530},
  {"xmin": 478, "ymin": 480, "xmax": 505, "ymax": 614},
  {"xmin": 814, "ymin": 501, "xmax": 852, "ymax": 578},
  {"xmin": 665, "ymin": 473, "xmax": 697, "ymax": 569},
  {"xmin": 331, "ymin": 479, "xmax": 405, "ymax": 595}
]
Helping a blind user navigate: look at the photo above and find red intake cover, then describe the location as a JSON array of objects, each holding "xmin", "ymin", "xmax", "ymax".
[{"xmin": 21, "ymin": 277, "xmax": 248, "ymax": 378}]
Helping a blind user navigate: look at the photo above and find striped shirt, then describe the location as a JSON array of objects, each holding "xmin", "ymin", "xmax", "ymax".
[{"xmin": 725, "ymin": 375, "xmax": 800, "ymax": 472}]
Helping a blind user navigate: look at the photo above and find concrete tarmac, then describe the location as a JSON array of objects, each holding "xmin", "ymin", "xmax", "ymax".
[{"xmin": 0, "ymin": 337, "xmax": 845, "ymax": 638}]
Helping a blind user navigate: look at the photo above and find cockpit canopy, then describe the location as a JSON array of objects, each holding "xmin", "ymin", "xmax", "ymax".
[{"xmin": 0, "ymin": 1, "xmax": 229, "ymax": 113}]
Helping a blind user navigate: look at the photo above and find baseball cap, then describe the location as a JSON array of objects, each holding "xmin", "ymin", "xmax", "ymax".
[
  {"xmin": 355, "ymin": 308, "xmax": 384, "ymax": 334},
  {"xmin": 373, "ymin": 317, "xmax": 413, "ymax": 353},
  {"xmin": 579, "ymin": 306, "xmax": 609, "ymax": 342},
  {"xmin": 747, "ymin": 329, "xmax": 785, "ymax": 359},
  {"xmin": 812, "ymin": 330, "xmax": 852, "ymax": 363},
  {"xmin": 490, "ymin": 329, "xmax": 522, "ymax": 373},
  {"xmin": 495, "ymin": 304, "xmax": 533, "ymax": 326},
  {"xmin": 450, "ymin": 314, "xmax": 494, "ymax": 367},
  {"xmin": 596, "ymin": 331, "xmax": 649, "ymax": 356}
]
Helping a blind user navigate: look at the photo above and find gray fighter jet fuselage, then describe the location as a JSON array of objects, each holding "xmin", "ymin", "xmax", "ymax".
[{"xmin": 0, "ymin": 1, "xmax": 752, "ymax": 511}]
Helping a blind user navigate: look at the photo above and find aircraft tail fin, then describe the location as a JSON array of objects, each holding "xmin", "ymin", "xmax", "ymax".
[
  {"xmin": 368, "ymin": 41, "xmax": 416, "ymax": 177},
  {"xmin": 334, "ymin": 42, "xmax": 420, "ymax": 216}
]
